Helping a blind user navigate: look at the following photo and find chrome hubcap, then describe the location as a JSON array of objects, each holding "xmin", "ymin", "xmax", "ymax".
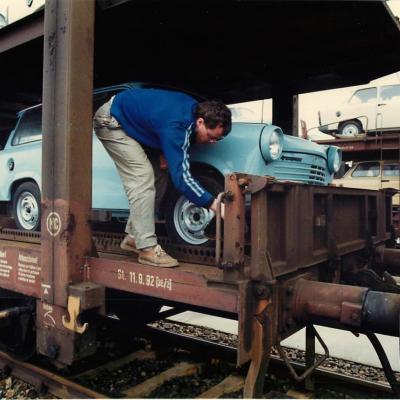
[
  {"xmin": 173, "ymin": 196, "xmax": 214, "ymax": 245},
  {"xmin": 17, "ymin": 191, "xmax": 39, "ymax": 230},
  {"xmin": 342, "ymin": 123, "xmax": 360, "ymax": 136}
]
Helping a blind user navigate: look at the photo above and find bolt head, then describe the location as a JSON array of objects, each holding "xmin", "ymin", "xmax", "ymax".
[
  {"xmin": 286, "ymin": 286, "xmax": 294, "ymax": 295},
  {"xmin": 351, "ymin": 312, "xmax": 359, "ymax": 320}
]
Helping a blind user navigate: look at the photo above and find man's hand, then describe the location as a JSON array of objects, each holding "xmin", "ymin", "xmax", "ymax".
[{"xmin": 209, "ymin": 198, "xmax": 225, "ymax": 219}]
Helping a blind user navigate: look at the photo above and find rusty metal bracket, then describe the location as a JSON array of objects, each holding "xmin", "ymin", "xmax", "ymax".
[
  {"xmin": 365, "ymin": 229, "xmax": 377, "ymax": 264},
  {"xmin": 62, "ymin": 282, "xmax": 105, "ymax": 333},
  {"xmin": 253, "ymin": 281, "xmax": 275, "ymax": 300},
  {"xmin": 244, "ymin": 176, "xmax": 277, "ymax": 194},
  {"xmin": 215, "ymin": 192, "xmax": 226, "ymax": 266},
  {"xmin": 220, "ymin": 261, "xmax": 242, "ymax": 272},
  {"xmin": 276, "ymin": 325, "xmax": 329, "ymax": 382},
  {"xmin": 243, "ymin": 284, "xmax": 276, "ymax": 398},
  {"xmin": 62, "ymin": 296, "xmax": 88, "ymax": 334},
  {"xmin": 355, "ymin": 269, "xmax": 400, "ymax": 294}
]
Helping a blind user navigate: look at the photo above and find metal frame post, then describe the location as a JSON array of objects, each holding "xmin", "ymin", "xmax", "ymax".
[
  {"xmin": 223, "ymin": 174, "xmax": 246, "ymax": 281},
  {"xmin": 305, "ymin": 324, "xmax": 316, "ymax": 391},
  {"xmin": 41, "ymin": 0, "xmax": 94, "ymax": 306},
  {"xmin": 39, "ymin": 0, "xmax": 96, "ymax": 364}
]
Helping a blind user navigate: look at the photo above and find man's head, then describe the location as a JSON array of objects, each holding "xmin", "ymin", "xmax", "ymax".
[{"xmin": 194, "ymin": 100, "xmax": 232, "ymax": 144}]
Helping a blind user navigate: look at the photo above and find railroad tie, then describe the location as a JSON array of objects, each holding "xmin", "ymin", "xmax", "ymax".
[
  {"xmin": 196, "ymin": 374, "xmax": 244, "ymax": 398},
  {"xmin": 122, "ymin": 362, "xmax": 201, "ymax": 398},
  {"xmin": 71, "ymin": 349, "xmax": 156, "ymax": 380},
  {"xmin": 286, "ymin": 389, "xmax": 314, "ymax": 398}
]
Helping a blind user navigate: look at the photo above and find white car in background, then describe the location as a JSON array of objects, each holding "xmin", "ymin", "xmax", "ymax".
[
  {"xmin": 318, "ymin": 83, "xmax": 400, "ymax": 137},
  {"xmin": 0, "ymin": 0, "xmax": 44, "ymax": 30},
  {"xmin": 333, "ymin": 160, "xmax": 400, "ymax": 210}
]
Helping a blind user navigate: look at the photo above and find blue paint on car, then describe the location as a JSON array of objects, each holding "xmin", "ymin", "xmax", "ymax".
[{"xmin": 0, "ymin": 83, "xmax": 340, "ymax": 231}]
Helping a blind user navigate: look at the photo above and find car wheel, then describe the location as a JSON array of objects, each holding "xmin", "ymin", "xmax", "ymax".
[
  {"xmin": 338, "ymin": 120, "xmax": 362, "ymax": 137},
  {"xmin": 165, "ymin": 174, "xmax": 223, "ymax": 245},
  {"xmin": 12, "ymin": 182, "xmax": 41, "ymax": 231}
]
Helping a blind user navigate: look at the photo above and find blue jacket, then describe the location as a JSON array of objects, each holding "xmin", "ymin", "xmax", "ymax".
[{"xmin": 111, "ymin": 88, "xmax": 214, "ymax": 208}]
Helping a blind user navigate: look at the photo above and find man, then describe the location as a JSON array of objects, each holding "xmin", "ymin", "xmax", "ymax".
[{"xmin": 93, "ymin": 87, "xmax": 232, "ymax": 268}]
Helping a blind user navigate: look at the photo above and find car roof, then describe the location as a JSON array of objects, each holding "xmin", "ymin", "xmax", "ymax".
[{"xmin": 17, "ymin": 82, "xmax": 206, "ymax": 116}]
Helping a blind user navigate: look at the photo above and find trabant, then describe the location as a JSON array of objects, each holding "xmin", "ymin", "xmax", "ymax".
[{"xmin": 0, "ymin": 83, "xmax": 341, "ymax": 245}]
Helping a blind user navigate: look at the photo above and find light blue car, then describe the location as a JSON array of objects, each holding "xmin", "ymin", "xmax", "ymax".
[{"xmin": 0, "ymin": 83, "xmax": 341, "ymax": 245}]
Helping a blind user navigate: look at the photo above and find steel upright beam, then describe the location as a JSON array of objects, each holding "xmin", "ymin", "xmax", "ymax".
[{"xmin": 41, "ymin": 0, "xmax": 94, "ymax": 306}]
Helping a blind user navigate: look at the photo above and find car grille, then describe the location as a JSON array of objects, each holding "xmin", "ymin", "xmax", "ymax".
[{"xmin": 272, "ymin": 153, "xmax": 327, "ymax": 185}]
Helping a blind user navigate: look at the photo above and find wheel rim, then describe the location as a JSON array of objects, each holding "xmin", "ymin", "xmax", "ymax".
[
  {"xmin": 341, "ymin": 123, "xmax": 360, "ymax": 136},
  {"xmin": 173, "ymin": 196, "xmax": 213, "ymax": 245},
  {"xmin": 16, "ymin": 191, "xmax": 39, "ymax": 230}
]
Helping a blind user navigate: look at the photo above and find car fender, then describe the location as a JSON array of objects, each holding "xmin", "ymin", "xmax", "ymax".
[
  {"xmin": 5, "ymin": 173, "xmax": 41, "ymax": 201},
  {"xmin": 190, "ymin": 123, "xmax": 270, "ymax": 177}
]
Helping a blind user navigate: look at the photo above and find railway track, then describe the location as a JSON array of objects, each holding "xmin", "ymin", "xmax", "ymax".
[
  {"xmin": 0, "ymin": 317, "xmax": 397, "ymax": 399},
  {"xmin": 0, "ymin": 319, "xmax": 243, "ymax": 399},
  {"xmin": 145, "ymin": 323, "xmax": 397, "ymax": 399}
]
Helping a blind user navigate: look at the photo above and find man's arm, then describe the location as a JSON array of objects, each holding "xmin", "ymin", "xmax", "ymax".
[
  {"xmin": 209, "ymin": 199, "xmax": 225, "ymax": 219},
  {"xmin": 159, "ymin": 124, "xmax": 215, "ymax": 208}
]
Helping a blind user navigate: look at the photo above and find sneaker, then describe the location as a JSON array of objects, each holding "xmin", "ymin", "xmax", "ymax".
[
  {"xmin": 138, "ymin": 245, "xmax": 179, "ymax": 268},
  {"xmin": 120, "ymin": 235, "xmax": 139, "ymax": 254}
]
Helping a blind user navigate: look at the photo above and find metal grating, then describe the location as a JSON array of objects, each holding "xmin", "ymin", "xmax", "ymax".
[{"xmin": 0, "ymin": 228, "xmax": 217, "ymax": 266}]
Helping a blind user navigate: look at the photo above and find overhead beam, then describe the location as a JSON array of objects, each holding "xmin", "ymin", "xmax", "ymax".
[{"xmin": 0, "ymin": 12, "xmax": 43, "ymax": 54}]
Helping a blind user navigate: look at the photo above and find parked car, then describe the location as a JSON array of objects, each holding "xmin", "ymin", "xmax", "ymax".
[
  {"xmin": 318, "ymin": 83, "xmax": 400, "ymax": 137},
  {"xmin": 0, "ymin": 83, "xmax": 342, "ymax": 245},
  {"xmin": 0, "ymin": 0, "xmax": 44, "ymax": 30},
  {"xmin": 333, "ymin": 160, "xmax": 399, "ymax": 208}
]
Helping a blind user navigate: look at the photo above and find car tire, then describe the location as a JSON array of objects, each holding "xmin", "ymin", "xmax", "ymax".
[
  {"xmin": 338, "ymin": 120, "xmax": 362, "ymax": 137},
  {"xmin": 164, "ymin": 174, "xmax": 223, "ymax": 246},
  {"xmin": 12, "ymin": 182, "xmax": 41, "ymax": 231}
]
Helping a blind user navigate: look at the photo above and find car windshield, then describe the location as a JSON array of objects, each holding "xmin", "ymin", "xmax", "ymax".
[
  {"xmin": 352, "ymin": 162, "xmax": 380, "ymax": 177},
  {"xmin": 228, "ymin": 99, "xmax": 272, "ymax": 123},
  {"xmin": 349, "ymin": 88, "xmax": 377, "ymax": 104}
]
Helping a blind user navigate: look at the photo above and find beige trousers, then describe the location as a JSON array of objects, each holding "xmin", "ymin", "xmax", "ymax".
[{"xmin": 93, "ymin": 97, "xmax": 167, "ymax": 249}]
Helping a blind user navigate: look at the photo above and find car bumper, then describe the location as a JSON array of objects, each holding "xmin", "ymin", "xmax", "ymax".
[{"xmin": 319, "ymin": 125, "xmax": 331, "ymax": 134}]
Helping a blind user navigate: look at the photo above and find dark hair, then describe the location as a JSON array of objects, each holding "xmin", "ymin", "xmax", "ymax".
[{"xmin": 194, "ymin": 100, "xmax": 232, "ymax": 136}]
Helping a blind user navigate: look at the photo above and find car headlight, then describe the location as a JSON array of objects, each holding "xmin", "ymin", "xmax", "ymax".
[
  {"xmin": 260, "ymin": 127, "xmax": 284, "ymax": 162},
  {"xmin": 327, "ymin": 146, "xmax": 342, "ymax": 173}
]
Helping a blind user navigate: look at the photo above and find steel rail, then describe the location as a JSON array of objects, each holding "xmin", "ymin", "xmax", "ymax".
[
  {"xmin": 143, "ymin": 324, "xmax": 394, "ymax": 396},
  {"xmin": 0, "ymin": 350, "xmax": 106, "ymax": 398},
  {"xmin": 0, "ymin": 319, "xmax": 394, "ymax": 399}
]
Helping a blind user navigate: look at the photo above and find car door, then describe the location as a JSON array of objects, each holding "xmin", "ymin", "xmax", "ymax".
[
  {"xmin": 377, "ymin": 84, "xmax": 400, "ymax": 131},
  {"xmin": 0, "ymin": 107, "xmax": 42, "ymax": 202},
  {"xmin": 381, "ymin": 161, "xmax": 400, "ymax": 207}
]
